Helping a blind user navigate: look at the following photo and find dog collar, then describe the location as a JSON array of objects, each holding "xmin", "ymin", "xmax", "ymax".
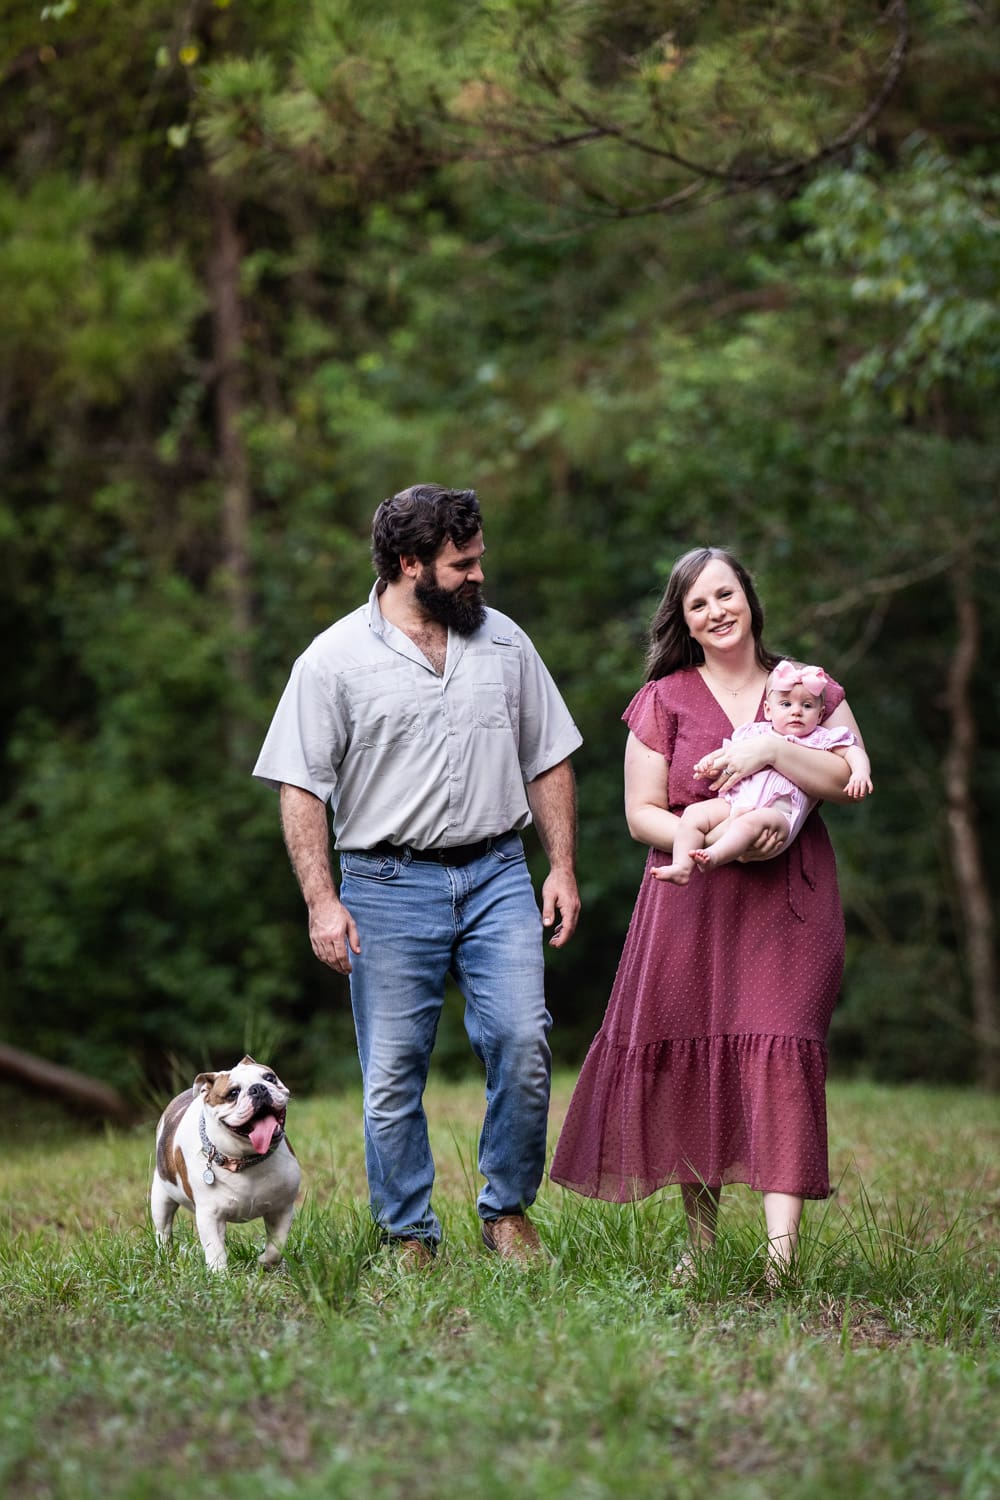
[{"xmin": 198, "ymin": 1110, "xmax": 283, "ymax": 1184}]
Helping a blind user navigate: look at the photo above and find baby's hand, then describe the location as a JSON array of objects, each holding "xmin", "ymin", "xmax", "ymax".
[{"xmin": 845, "ymin": 772, "xmax": 873, "ymax": 801}]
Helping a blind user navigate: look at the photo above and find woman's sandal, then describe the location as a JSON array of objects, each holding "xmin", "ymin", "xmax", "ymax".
[
  {"xmin": 669, "ymin": 1250, "xmax": 698, "ymax": 1287},
  {"xmin": 753, "ymin": 1253, "xmax": 793, "ymax": 1293}
]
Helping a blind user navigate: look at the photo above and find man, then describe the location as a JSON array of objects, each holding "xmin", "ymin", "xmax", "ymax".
[{"xmin": 253, "ymin": 484, "xmax": 582, "ymax": 1265}]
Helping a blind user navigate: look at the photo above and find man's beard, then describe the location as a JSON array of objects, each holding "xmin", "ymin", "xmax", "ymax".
[{"xmin": 414, "ymin": 571, "xmax": 487, "ymax": 635}]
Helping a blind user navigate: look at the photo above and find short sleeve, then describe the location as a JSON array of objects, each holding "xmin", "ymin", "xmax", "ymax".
[
  {"xmin": 805, "ymin": 724, "xmax": 856, "ymax": 751},
  {"xmin": 821, "ymin": 675, "xmax": 845, "ymax": 722},
  {"xmin": 252, "ymin": 656, "xmax": 346, "ymax": 802},
  {"xmin": 623, "ymin": 680, "xmax": 677, "ymax": 762},
  {"xmin": 514, "ymin": 629, "xmax": 583, "ymax": 781}
]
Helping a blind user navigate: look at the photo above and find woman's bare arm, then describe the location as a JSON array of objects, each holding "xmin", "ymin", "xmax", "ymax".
[
  {"xmin": 626, "ymin": 732, "xmax": 680, "ymax": 852},
  {"xmin": 625, "ymin": 733, "xmax": 785, "ymax": 860},
  {"xmin": 699, "ymin": 698, "xmax": 867, "ymax": 805},
  {"xmin": 624, "ymin": 732, "xmax": 680, "ymax": 852},
  {"xmin": 780, "ymin": 697, "xmax": 869, "ymax": 804}
]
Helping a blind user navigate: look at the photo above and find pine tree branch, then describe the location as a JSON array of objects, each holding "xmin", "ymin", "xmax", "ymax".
[{"xmin": 477, "ymin": 0, "xmax": 910, "ymax": 218}]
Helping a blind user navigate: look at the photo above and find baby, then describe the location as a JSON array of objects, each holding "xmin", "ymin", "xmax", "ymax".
[{"xmin": 652, "ymin": 659, "xmax": 872, "ymax": 886}]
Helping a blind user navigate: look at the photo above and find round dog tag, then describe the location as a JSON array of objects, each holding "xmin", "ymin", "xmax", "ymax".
[{"xmin": 203, "ymin": 1167, "xmax": 216, "ymax": 1185}]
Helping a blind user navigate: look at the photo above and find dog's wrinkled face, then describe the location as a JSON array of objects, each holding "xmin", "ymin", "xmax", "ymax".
[{"xmin": 195, "ymin": 1055, "xmax": 290, "ymax": 1156}]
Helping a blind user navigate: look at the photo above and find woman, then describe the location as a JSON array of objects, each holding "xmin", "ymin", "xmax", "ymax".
[{"xmin": 549, "ymin": 547, "xmax": 867, "ymax": 1277}]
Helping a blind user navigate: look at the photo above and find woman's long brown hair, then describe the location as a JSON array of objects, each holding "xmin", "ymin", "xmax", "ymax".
[{"xmin": 645, "ymin": 546, "xmax": 781, "ymax": 682}]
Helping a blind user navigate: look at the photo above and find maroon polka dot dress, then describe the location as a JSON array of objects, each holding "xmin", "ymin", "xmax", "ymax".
[{"xmin": 551, "ymin": 668, "xmax": 846, "ymax": 1201}]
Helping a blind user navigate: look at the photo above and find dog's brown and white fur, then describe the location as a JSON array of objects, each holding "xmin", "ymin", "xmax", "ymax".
[{"xmin": 151, "ymin": 1055, "xmax": 301, "ymax": 1271}]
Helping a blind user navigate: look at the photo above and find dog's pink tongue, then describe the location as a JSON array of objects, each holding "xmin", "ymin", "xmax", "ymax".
[{"xmin": 249, "ymin": 1114, "xmax": 280, "ymax": 1154}]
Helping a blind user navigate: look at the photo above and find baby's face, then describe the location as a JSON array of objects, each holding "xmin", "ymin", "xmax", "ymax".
[{"xmin": 765, "ymin": 684, "xmax": 823, "ymax": 737}]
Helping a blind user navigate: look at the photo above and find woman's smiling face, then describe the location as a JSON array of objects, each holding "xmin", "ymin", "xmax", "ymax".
[{"xmin": 682, "ymin": 558, "xmax": 753, "ymax": 657}]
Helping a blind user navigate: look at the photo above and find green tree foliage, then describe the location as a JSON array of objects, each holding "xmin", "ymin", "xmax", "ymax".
[{"xmin": 1, "ymin": 0, "xmax": 997, "ymax": 1093}]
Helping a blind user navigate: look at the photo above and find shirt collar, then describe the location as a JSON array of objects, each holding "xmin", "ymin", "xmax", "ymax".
[
  {"xmin": 366, "ymin": 579, "xmax": 388, "ymax": 637},
  {"xmin": 364, "ymin": 578, "xmax": 482, "ymax": 683}
]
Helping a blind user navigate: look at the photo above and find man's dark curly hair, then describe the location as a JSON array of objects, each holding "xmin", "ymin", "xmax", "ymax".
[{"xmin": 371, "ymin": 484, "xmax": 483, "ymax": 582}]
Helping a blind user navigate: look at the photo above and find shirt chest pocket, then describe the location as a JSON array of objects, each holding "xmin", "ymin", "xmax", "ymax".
[
  {"xmin": 467, "ymin": 652, "xmax": 520, "ymax": 731},
  {"xmin": 346, "ymin": 665, "xmax": 424, "ymax": 748},
  {"xmin": 473, "ymin": 681, "xmax": 513, "ymax": 730}
]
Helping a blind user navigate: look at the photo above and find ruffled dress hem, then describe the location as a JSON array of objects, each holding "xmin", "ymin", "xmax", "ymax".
[{"xmin": 549, "ymin": 1029, "xmax": 832, "ymax": 1202}]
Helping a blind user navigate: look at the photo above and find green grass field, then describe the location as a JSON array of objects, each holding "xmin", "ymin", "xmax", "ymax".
[{"xmin": 1, "ymin": 1075, "xmax": 997, "ymax": 1499}]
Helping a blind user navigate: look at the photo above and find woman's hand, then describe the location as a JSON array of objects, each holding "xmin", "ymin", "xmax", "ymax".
[
  {"xmin": 694, "ymin": 737, "xmax": 770, "ymax": 795},
  {"xmin": 737, "ymin": 827, "xmax": 787, "ymax": 861}
]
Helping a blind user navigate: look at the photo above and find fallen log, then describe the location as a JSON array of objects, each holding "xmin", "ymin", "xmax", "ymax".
[{"xmin": 0, "ymin": 1043, "xmax": 135, "ymax": 1125}]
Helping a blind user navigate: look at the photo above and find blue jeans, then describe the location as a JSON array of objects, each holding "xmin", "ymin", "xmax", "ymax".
[{"xmin": 338, "ymin": 833, "xmax": 551, "ymax": 1246}]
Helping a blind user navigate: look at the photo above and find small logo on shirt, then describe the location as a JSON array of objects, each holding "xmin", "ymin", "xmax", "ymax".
[{"xmin": 491, "ymin": 634, "xmax": 515, "ymax": 647}]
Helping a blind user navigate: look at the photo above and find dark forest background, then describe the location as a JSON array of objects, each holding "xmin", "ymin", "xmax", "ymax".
[{"xmin": 1, "ymin": 0, "xmax": 997, "ymax": 1104}]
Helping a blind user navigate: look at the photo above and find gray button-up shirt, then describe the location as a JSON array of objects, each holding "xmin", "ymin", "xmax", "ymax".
[{"xmin": 253, "ymin": 582, "xmax": 582, "ymax": 851}]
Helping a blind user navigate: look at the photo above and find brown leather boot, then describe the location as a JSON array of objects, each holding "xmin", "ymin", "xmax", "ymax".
[
  {"xmin": 481, "ymin": 1213, "xmax": 548, "ymax": 1265},
  {"xmin": 394, "ymin": 1237, "xmax": 435, "ymax": 1270}
]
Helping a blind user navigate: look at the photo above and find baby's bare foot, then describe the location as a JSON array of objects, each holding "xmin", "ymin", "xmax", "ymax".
[
  {"xmin": 651, "ymin": 863, "xmax": 692, "ymax": 887},
  {"xmin": 690, "ymin": 849, "xmax": 715, "ymax": 874}
]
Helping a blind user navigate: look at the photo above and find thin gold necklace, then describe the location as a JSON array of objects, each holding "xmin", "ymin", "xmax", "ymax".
[{"xmin": 702, "ymin": 663, "xmax": 762, "ymax": 697}]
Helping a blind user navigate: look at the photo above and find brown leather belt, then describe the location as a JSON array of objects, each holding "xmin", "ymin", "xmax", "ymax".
[{"xmin": 363, "ymin": 836, "xmax": 502, "ymax": 867}]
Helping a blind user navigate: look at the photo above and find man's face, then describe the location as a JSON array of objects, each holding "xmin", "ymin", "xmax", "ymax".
[{"xmin": 414, "ymin": 531, "xmax": 487, "ymax": 634}]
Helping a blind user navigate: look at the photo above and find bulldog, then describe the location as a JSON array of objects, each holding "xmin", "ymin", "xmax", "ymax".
[{"xmin": 151, "ymin": 1055, "xmax": 301, "ymax": 1272}]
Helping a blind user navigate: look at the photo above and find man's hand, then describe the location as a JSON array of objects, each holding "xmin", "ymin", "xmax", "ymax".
[
  {"xmin": 308, "ymin": 896, "xmax": 361, "ymax": 974},
  {"xmin": 279, "ymin": 784, "xmax": 361, "ymax": 973},
  {"xmin": 540, "ymin": 868, "xmax": 580, "ymax": 948},
  {"xmin": 526, "ymin": 759, "xmax": 580, "ymax": 948}
]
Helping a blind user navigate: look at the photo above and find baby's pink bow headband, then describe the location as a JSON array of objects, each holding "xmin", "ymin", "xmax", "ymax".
[{"xmin": 771, "ymin": 660, "xmax": 828, "ymax": 696}]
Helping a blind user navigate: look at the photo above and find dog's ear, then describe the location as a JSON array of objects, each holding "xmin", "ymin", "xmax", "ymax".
[
  {"xmin": 239, "ymin": 1054, "xmax": 257, "ymax": 1067},
  {"xmin": 193, "ymin": 1071, "xmax": 217, "ymax": 1095}
]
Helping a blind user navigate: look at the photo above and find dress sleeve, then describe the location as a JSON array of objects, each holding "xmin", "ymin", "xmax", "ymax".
[
  {"xmin": 623, "ymin": 680, "xmax": 677, "ymax": 761},
  {"xmin": 821, "ymin": 675, "xmax": 845, "ymax": 722}
]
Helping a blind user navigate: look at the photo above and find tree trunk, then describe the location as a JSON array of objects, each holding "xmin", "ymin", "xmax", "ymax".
[
  {"xmin": 208, "ymin": 178, "xmax": 254, "ymax": 760},
  {"xmin": 0, "ymin": 1043, "xmax": 134, "ymax": 1124},
  {"xmin": 943, "ymin": 565, "xmax": 998, "ymax": 1089}
]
